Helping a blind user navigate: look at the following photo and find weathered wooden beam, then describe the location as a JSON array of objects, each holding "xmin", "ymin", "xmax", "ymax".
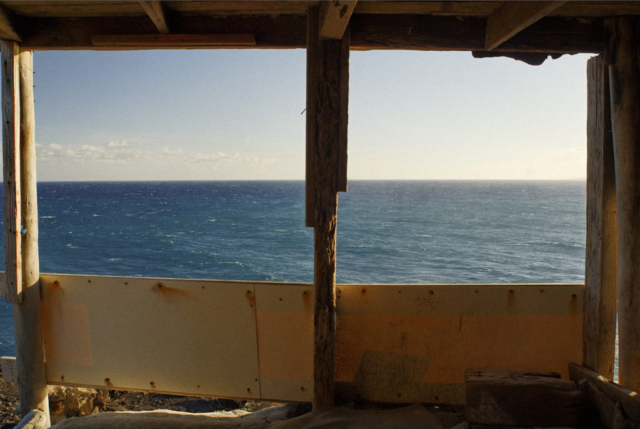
[
  {"xmin": 584, "ymin": 55, "xmax": 617, "ymax": 380},
  {"xmin": 0, "ymin": 5, "xmax": 21, "ymax": 42},
  {"xmin": 19, "ymin": 14, "xmax": 604, "ymax": 53},
  {"xmin": 2, "ymin": 40, "xmax": 22, "ymax": 305},
  {"xmin": 606, "ymin": 17, "xmax": 640, "ymax": 393},
  {"xmin": 14, "ymin": 49, "xmax": 50, "ymax": 427},
  {"xmin": 139, "ymin": 1, "xmax": 170, "ymax": 34},
  {"xmin": 319, "ymin": 1, "xmax": 357, "ymax": 40},
  {"xmin": 305, "ymin": 7, "xmax": 319, "ymax": 229},
  {"xmin": 307, "ymin": 4, "xmax": 350, "ymax": 409},
  {"xmin": 485, "ymin": 1, "xmax": 567, "ymax": 51},
  {"xmin": 465, "ymin": 369, "xmax": 581, "ymax": 427},
  {"xmin": 92, "ymin": 33, "xmax": 256, "ymax": 48},
  {"xmin": 570, "ymin": 364, "xmax": 640, "ymax": 423}
]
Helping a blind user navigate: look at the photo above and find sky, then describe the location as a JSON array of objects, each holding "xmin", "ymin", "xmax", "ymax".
[{"xmin": 27, "ymin": 49, "xmax": 592, "ymax": 181}]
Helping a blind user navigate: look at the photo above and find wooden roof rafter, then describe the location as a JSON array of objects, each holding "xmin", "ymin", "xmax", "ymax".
[
  {"xmin": 485, "ymin": 1, "xmax": 567, "ymax": 50},
  {"xmin": 319, "ymin": 0, "xmax": 357, "ymax": 40},
  {"xmin": 139, "ymin": 1, "xmax": 170, "ymax": 34}
]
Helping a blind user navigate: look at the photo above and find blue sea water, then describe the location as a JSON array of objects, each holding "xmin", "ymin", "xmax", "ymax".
[{"xmin": 0, "ymin": 180, "xmax": 586, "ymax": 357}]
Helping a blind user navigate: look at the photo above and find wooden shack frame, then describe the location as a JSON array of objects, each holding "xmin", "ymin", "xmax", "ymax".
[{"xmin": 0, "ymin": 1, "xmax": 638, "ymax": 426}]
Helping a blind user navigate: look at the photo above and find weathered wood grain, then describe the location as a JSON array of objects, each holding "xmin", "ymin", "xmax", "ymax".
[
  {"xmin": 92, "ymin": 33, "xmax": 256, "ymax": 48},
  {"xmin": 1, "ymin": 40, "xmax": 21, "ymax": 305},
  {"xmin": 606, "ymin": 17, "xmax": 640, "ymax": 392},
  {"xmin": 139, "ymin": 1, "xmax": 170, "ymax": 34},
  {"xmin": 312, "ymin": 25, "xmax": 342, "ymax": 413},
  {"xmin": 19, "ymin": 14, "xmax": 604, "ymax": 53},
  {"xmin": 485, "ymin": 1, "xmax": 567, "ymax": 50},
  {"xmin": 319, "ymin": 1, "xmax": 356, "ymax": 40},
  {"xmin": 465, "ymin": 369, "xmax": 581, "ymax": 427},
  {"xmin": 305, "ymin": 6, "xmax": 318, "ymax": 228},
  {"xmin": 13, "ymin": 50, "xmax": 50, "ymax": 426},
  {"xmin": 584, "ymin": 55, "xmax": 617, "ymax": 379},
  {"xmin": 570, "ymin": 363, "xmax": 640, "ymax": 423}
]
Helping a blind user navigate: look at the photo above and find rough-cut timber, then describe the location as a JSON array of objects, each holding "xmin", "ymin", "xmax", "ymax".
[
  {"xmin": 91, "ymin": 33, "xmax": 256, "ymax": 48},
  {"xmin": 584, "ymin": 55, "xmax": 617, "ymax": 380},
  {"xmin": 18, "ymin": 14, "xmax": 604, "ymax": 53},
  {"xmin": 319, "ymin": 1, "xmax": 356, "ymax": 40},
  {"xmin": 2, "ymin": 40, "xmax": 21, "ymax": 305},
  {"xmin": 139, "ymin": 1, "xmax": 170, "ymax": 34},
  {"xmin": 606, "ymin": 17, "xmax": 640, "ymax": 393},
  {"xmin": 485, "ymin": 1, "xmax": 567, "ymax": 50},
  {"xmin": 309, "ymin": 5, "xmax": 350, "ymax": 410},
  {"xmin": 13, "ymin": 50, "xmax": 50, "ymax": 427},
  {"xmin": 305, "ymin": 7, "xmax": 318, "ymax": 228},
  {"xmin": 569, "ymin": 363, "xmax": 640, "ymax": 423},
  {"xmin": 465, "ymin": 369, "xmax": 582, "ymax": 427}
]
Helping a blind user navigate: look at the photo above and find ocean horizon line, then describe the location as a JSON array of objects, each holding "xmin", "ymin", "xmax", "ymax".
[{"xmin": 32, "ymin": 178, "xmax": 587, "ymax": 183}]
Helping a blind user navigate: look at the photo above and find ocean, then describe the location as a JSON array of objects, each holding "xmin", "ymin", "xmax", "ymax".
[{"xmin": 0, "ymin": 180, "xmax": 586, "ymax": 357}]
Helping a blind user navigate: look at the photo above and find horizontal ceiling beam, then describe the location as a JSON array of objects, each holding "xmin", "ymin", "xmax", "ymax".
[
  {"xmin": 19, "ymin": 14, "xmax": 603, "ymax": 54},
  {"xmin": 92, "ymin": 33, "xmax": 256, "ymax": 48},
  {"xmin": 140, "ymin": 1, "xmax": 170, "ymax": 34},
  {"xmin": 485, "ymin": 1, "xmax": 567, "ymax": 50}
]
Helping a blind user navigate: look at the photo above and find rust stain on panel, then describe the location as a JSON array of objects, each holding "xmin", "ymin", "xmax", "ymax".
[
  {"xmin": 245, "ymin": 290, "xmax": 255, "ymax": 308},
  {"xmin": 301, "ymin": 289, "xmax": 312, "ymax": 311},
  {"xmin": 153, "ymin": 282, "xmax": 189, "ymax": 298}
]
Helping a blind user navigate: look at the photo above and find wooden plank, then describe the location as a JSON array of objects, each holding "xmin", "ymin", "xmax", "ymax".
[
  {"xmin": 14, "ymin": 50, "xmax": 50, "ymax": 425},
  {"xmin": 584, "ymin": 55, "xmax": 617, "ymax": 379},
  {"xmin": 305, "ymin": 6, "xmax": 318, "ymax": 228},
  {"xmin": 319, "ymin": 1, "xmax": 356, "ymax": 40},
  {"xmin": 0, "ymin": 356, "xmax": 17, "ymax": 383},
  {"xmin": 569, "ymin": 363, "xmax": 640, "ymax": 423},
  {"xmin": 485, "ymin": 1, "xmax": 567, "ymax": 51},
  {"xmin": 0, "ymin": 1, "xmax": 147, "ymax": 18},
  {"xmin": 335, "ymin": 284, "xmax": 584, "ymax": 404},
  {"xmin": 19, "ymin": 14, "xmax": 604, "ymax": 53},
  {"xmin": 355, "ymin": 1, "xmax": 640, "ymax": 17},
  {"xmin": 0, "ymin": 272, "xmax": 6, "ymax": 298},
  {"xmin": 40, "ymin": 274, "xmax": 261, "ymax": 401},
  {"xmin": 1, "ymin": 40, "xmax": 21, "ymax": 305},
  {"xmin": 4, "ymin": 1, "xmax": 640, "ymax": 19},
  {"xmin": 139, "ymin": 1, "xmax": 170, "ymax": 34},
  {"xmin": 92, "ymin": 33, "xmax": 256, "ymax": 48},
  {"xmin": 606, "ymin": 17, "xmax": 640, "ymax": 393},
  {"xmin": 337, "ymin": 26, "xmax": 349, "ymax": 193},
  {"xmin": 465, "ymin": 369, "xmax": 581, "ymax": 427},
  {"xmin": 354, "ymin": 2, "xmax": 499, "ymax": 16},
  {"xmin": 164, "ymin": 1, "xmax": 311, "ymax": 16}
]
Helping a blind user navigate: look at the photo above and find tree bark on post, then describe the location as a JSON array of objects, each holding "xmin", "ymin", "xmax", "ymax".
[
  {"xmin": 307, "ymin": 5, "xmax": 350, "ymax": 410},
  {"xmin": 605, "ymin": 17, "xmax": 640, "ymax": 391},
  {"xmin": 584, "ymin": 55, "xmax": 617, "ymax": 379}
]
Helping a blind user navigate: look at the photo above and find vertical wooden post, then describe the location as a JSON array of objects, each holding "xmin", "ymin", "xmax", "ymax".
[
  {"xmin": 307, "ymin": 6, "xmax": 350, "ymax": 410},
  {"xmin": 2, "ymin": 40, "xmax": 22, "ymax": 305},
  {"xmin": 584, "ymin": 55, "xmax": 617, "ymax": 379},
  {"xmin": 5, "ymin": 47, "xmax": 50, "ymax": 425},
  {"xmin": 606, "ymin": 17, "xmax": 640, "ymax": 391}
]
